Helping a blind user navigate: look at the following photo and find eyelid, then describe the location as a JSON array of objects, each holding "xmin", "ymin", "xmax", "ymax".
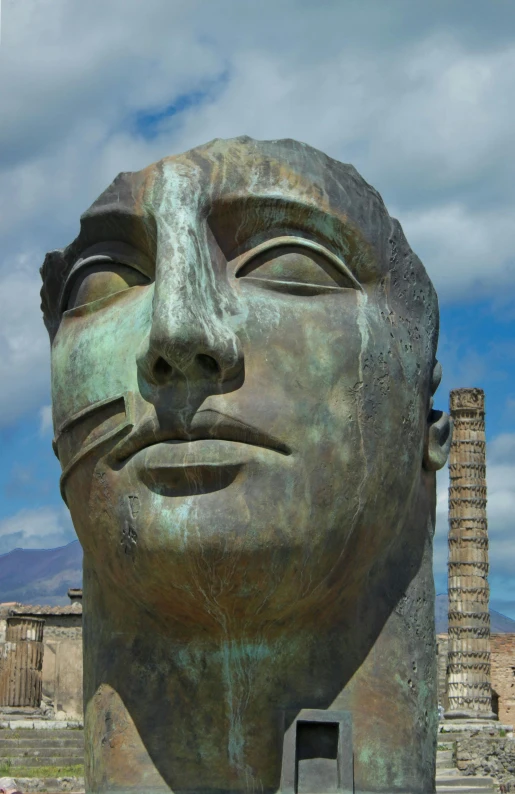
[
  {"xmin": 234, "ymin": 235, "xmax": 363, "ymax": 291},
  {"xmin": 60, "ymin": 254, "xmax": 151, "ymax": 313}
]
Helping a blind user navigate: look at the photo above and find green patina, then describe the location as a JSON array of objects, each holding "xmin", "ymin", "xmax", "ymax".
[{"xmin": 41, "ymin": 136, "xmax": 450, "ymax": 793}]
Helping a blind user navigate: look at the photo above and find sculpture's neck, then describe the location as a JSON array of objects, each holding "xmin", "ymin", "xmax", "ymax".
[
  {"xmin": 83, "ymin": 572, "xmax": 332, "ymax": 793},
  {"xmin": 81, "ymin": 482, "xmax": 437, "ymax": 794}
]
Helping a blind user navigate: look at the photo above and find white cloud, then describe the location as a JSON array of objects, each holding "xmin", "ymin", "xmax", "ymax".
[
  {"xmin": 0, "ymin": 266, "xmax": 50, "ymax": 427},
  {"xmin": 0, "ymin": 505, "xmax": 76, "ymax": 555},
  {"xmin": 394, "ymin": 203, "xmax": 515, "ymax": 301},
  {"xmin": 1, "ymin": 3, "xmax": 514, "ymax": 278},
  {"xmin": 39, "ymin": 405, "xmax": 53, "ymax": 436},
  {"xmin": 489, "ymin": 433, "xmax": 515, "ymax": 465},
  {"xmin": 367, "ymin": 36, "xmax": 515, "ymax": 192}
]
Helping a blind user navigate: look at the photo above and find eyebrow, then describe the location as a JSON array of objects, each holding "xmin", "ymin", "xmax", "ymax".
[
  {"xmin": 207, "ymin": 193, "xmax": 371, "ymax": 266},
  {"xmin": 75, "ymin": 204, "xmax": 157, "ymax": 259},
  {"xmin": 40, "ymin": 196, "xmax": 156, "ymax": 339}
]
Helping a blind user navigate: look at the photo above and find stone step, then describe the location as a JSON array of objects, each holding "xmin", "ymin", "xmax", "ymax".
[
  {"xmin": 0, "ymin": 720, "xmax": 82, "ymax": 731},
  {"xmin": 436, "ymin": 778, "xmax": 497, "ymax": 794},
  {"xmin": 436, "ymin": 775, "xmax": 496, "ymax": 793},
  {"xmin": 0, "ymin": 746, "xmax": 84, "ymax": 759},
  {"xmin": 437, "ymin": 767, "xmax": 462, "ymax": 777},
  {"xmin": 0, "ymin": 737, "xmax": 84, "ymax": 749},
  {"xmin": 0, "ymin": 729, "xmax": 83, "ymax": 739},
  {"xmin": 437, "ymin": 776, "xmax": 495, "ymax": 785},
  {"xmin": 437, "ymin": 750, "xmax": 454, "ymax": 763},
  {"xmin": 436, "ymin": 783, "xmax": 496, "ymax": 794},
  {"xmin": 11, "ymin": 777, "xmax": 84, "ymax": 794},
  {"xmin": 6, "ymin": 755, "xmax": 85, "ymax": 767}
]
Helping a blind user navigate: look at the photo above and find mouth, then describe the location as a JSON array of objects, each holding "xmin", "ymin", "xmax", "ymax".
[{"xmin": 113, "ymin": 408, "xmax": 291, "ymax": 465}]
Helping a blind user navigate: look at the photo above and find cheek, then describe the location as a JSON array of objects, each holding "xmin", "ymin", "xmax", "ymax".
[
  {"xmin": 51, "ymin": 290, "xmax": 152, "ymax": 427},
  {"xmin": 344, "ymin": 308, "xmax": 427, "ymax": 496},
  {"xmin": 240, "ymin": 292, "xmax": 424, "ymax": 483},
  {"xmin": 241, "ymin": 290, "xmax": 364, "ymax": 392},
  {"xmin": 240, "ymin": 292, "xmax": 369, "ymax": 472}
]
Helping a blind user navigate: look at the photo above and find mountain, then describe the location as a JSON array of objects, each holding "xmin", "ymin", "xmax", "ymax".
[
  {"xmin": 0, "ymin": 540, "xmax": 82, "ymax": 606},
  {"xmin": 435, "ymin": 593, "xmax": 515, "ymax": 634}
]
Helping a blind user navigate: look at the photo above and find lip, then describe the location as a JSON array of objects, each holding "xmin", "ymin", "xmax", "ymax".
[
  {"xmin": 113, "ymin": 408, "xmax": 291, "ymax": 465},
  {"xmin": 136, "ymin": 444, "xmax": 245, "ymax": 497}
]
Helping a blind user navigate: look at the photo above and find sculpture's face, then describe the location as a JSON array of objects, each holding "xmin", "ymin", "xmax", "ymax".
[{"xmin": 43, "ymin": 138, "xmax": 439, "ymax": 629}]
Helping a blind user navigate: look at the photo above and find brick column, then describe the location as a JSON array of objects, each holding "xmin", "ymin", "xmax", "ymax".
[
  {"xmin": 0, "ymin": 616, "xmax": 45, "ymax": 707},
  {"xmin": 445, "ymin": 388, "xmax": 495, "ymax": 719}
]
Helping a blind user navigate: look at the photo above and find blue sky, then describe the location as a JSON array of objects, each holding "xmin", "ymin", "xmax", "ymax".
[{"xmin": 0, "ymin": 0, "xmax": 514, "ymax": 614}]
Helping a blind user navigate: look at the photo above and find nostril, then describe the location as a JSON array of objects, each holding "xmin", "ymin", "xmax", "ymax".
[
  {"xmin": 197, "ymin": 353, "xmax": 220, "ymax": 376},
  {"xmin": 153, "ymin": 356, "xmax": 174, "ymax": 384}
]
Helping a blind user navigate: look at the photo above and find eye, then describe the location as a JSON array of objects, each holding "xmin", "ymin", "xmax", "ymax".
[
  {"xmin": 65, "ymin": 263, "xmax": 149, "ymax": 311},
  {"xmin": 234, "ymin": 237, "xmax": 360, "ymax": 294}
]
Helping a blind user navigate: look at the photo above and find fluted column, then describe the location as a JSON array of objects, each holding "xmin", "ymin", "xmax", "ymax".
[
  {"xmin": 445, "ymin": 388, "xmax": 495, "ymax": 719},
  {"xmin": 0, "ymin": 616, "xmax": 45, "ymax": 707}
]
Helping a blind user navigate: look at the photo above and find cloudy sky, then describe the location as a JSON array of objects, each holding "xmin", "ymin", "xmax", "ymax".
[{"xmin": 1, "ymin": 0, "xmax": 514, "ymax": 614}]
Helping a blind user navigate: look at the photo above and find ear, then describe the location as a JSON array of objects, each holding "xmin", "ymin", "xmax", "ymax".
[{"xmin": 422, "ymin": 361, "xmax": 453, "ymax": 471}]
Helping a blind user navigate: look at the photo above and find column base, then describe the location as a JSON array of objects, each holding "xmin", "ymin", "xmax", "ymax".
[{"xmin": 443, "ymin": 709, "xmax": 497, "ymax": 721}]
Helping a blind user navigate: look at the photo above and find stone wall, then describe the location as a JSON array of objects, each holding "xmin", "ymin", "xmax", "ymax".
[
  {"xmin": 0, "ymin": 601, "xmax": 83, "ymax": 719},
  {"xmin": 0, "ymin": 617, "xmax": 45, "ymax": 707},
  {"xmin": 40, "ymin": 616, "xmax": 82, "ymax": 641},
  {"xmin": 456, "ymin": 732, "xmax": 515, "ymax": 788},
  {"xmin": 438, "ymin": 632, "xmax": 515, "ymax": 724},
  {"xmin": 491, "ymin": 635, "xmax": 515, "ymax": 725},
  {"xmin": 42, "ymin": 638, "xmax": 83, "ymax": 719}
]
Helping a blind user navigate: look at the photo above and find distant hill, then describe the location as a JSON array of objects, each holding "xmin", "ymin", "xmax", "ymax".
[
  {"xmin": 0, "ymin": 541, "xmax": 82, "ymax": 606},
  {"xmin": 1, "ymin": 545, "xmax": 515, "ymax": 629},
  {"xmin": 435, "ymin": 593, "xmax": 515, "ymax": 634}
]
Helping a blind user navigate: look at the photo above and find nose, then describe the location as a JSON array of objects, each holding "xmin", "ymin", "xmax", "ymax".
[
  {"xmin": 138, "ymin": 305, "xmax": 243, "ymax": 386},
  {"xmin": 137, "ymin": 239, "xmax": 244, "ymax": 387}
]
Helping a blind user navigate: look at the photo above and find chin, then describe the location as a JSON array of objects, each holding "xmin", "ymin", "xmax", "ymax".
[
  {"xmin": 79, "ymin": 516, "xmax": 377, "ymax": 637},
  {"xmin": 69, "ymin": 454, "xmax": 410, "ymax": 632},
  {"xmin": 75, "ymin": 506, "xmax": 343, "ymax": 634}
]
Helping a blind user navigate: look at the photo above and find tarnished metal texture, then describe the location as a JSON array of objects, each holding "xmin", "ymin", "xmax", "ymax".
[
  {"xmin": 445, "ymin": 388, "xmax": 495, "ymax": 720},
  {"xmin": 41, "ymin": 137, "xmax": 452, "ymax": 793},
  {"xmin": 0, "ymin": 617, "xmax": 44, "ymax": 707}
]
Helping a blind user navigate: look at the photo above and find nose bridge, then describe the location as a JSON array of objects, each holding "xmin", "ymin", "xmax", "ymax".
[{"xmin": 146, "ymin": 217, "xmax": 241, "ymax": 378}]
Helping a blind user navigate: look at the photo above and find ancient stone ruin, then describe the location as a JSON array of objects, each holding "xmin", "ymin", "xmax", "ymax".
[
  {"xmin": 0, "ymin": 593, "xmax": 84, "ymax": 720},
  {"xmin": 0, "ymin": 616, "xmax": 44, "ymax": 708},
  {"xmin": 445, "ymin": 387, "xmax": 495, "ymax": 720}
]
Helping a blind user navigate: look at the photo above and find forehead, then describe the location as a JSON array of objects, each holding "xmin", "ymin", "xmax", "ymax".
[{"xmin": 76, "ymin": 137, "xmax": 391, "ymax": 262}]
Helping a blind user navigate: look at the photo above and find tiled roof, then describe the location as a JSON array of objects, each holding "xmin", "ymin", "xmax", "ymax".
[
  {"xmin": 0, "ymin": 602, "xmax": 20, "ymax": 617},
  {"xmin": 7, "ymin": 602, "xmax": 82, "ymax": 617}
]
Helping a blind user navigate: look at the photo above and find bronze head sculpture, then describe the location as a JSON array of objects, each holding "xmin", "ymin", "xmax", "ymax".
[{"xmin": 41, "ymin": 137, "xmax": 451, "ymax": 794}]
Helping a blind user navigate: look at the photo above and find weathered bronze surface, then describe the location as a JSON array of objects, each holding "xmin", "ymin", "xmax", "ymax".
[{"xmin": 41, "ymin": 137, "xmax": 451, "ymax": 793}]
